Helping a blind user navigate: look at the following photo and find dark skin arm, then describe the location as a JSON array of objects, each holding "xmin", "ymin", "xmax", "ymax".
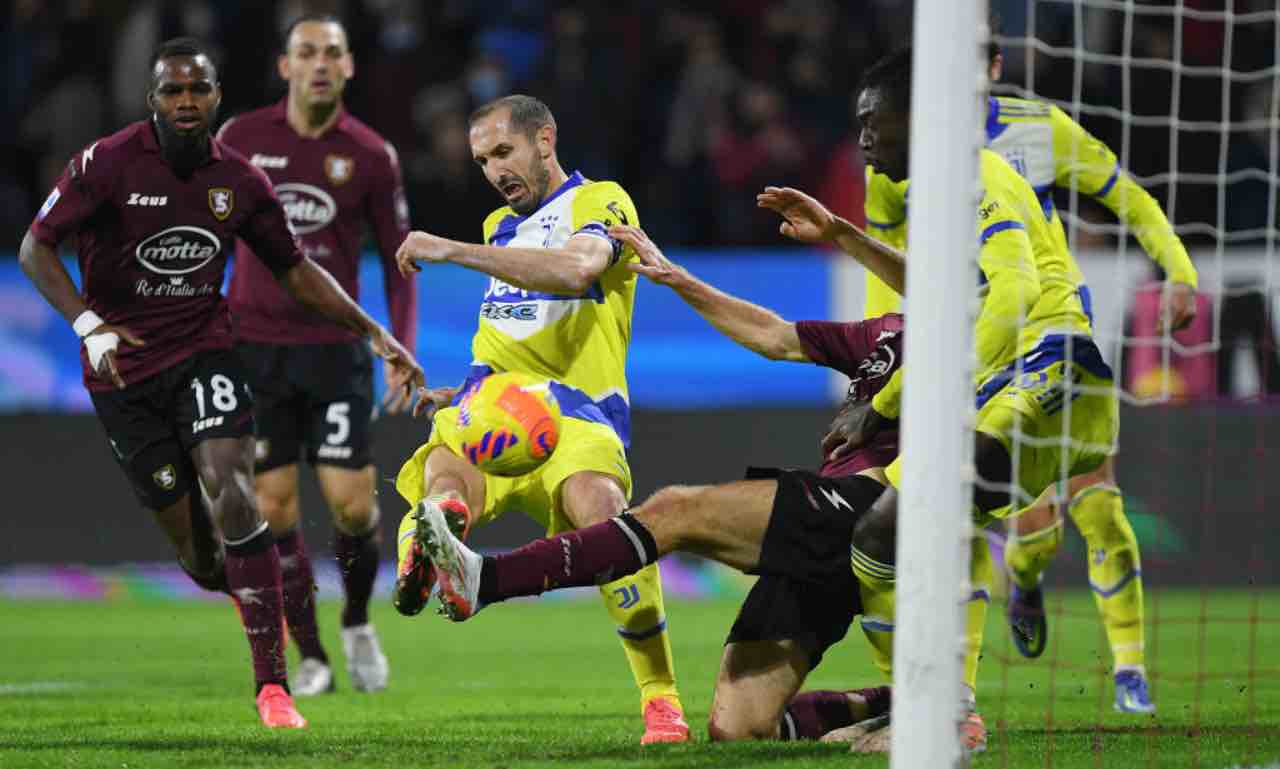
[
  {"xmin": 280, "ymin": 257, "xmax": 424, "ymax": 402},
  {"xmin": 18, "ymin": 230, "xmax": 143, "ymax": 388}
]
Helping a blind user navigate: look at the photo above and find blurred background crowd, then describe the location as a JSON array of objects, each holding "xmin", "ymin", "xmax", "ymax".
[{"xmin": 0, "ymin": 0, "xmax": 1276, "ymax": 251}]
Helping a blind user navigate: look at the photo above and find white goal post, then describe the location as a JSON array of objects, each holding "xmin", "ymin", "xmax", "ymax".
[{"xmin": 891, "ymin": 1, "xmax": 988, "ymax": 767}]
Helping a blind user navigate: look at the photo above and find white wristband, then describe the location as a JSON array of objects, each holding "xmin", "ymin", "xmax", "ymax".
[
  {"xmin": 84, "ymin": 331, "xmax": 120, "ymax": 372},
  {"xmin": 73, "ymin": 310, "xmax": 105, "ymax": 338}
]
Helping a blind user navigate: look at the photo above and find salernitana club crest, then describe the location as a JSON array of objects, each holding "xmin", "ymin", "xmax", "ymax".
[
  {"xmin": 152, "ymin": 464, "xmax": 177, "ymax": 490},
  {"xmin": 208, "ymin": 187, "xmax": 234, "ymax": 221},
  {"xmin": 324, "ymin": 154, "xmax": 354, "ymax": 186}
]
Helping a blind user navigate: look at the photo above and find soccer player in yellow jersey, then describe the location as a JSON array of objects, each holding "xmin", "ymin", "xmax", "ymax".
[
  {"xmin": 857, "ymin": 41, "xmax": 1197, "ymax": 714},
  {"xmin": 758, "ymin": 46, "xmax": 1119, "ymax": 749},
  {"xmin": 391, "ymin": 95, "xmax": 688, "ymax": 743}
]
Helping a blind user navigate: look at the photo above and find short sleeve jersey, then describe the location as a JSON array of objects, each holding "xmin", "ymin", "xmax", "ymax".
[
  {"xmin": 218, "ymin": 101, "xmax": 415, "ymax": 347},
  {"xmin": 468, "ymin": 172, "xmax": 639, "ymax": 446},
  {"xmin": 28, "ymin": 120, "xmax": 301, "ymax": 391},
  {"xmin": 796, "ymin": 313, "xmax": 904, "ymax": 478}
]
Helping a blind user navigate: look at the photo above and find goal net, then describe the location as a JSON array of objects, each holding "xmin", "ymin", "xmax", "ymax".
[{"xmin": 943, "ymin": 2, "xmax": 1280, "ymax": 766}]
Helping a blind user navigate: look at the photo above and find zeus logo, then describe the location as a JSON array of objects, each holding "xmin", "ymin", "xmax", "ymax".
[{"xmin": 819, "ymin": 487, "xmax": 853, "ymax": 512}]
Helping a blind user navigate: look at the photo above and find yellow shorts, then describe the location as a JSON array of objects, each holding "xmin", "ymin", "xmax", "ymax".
[
  {"xmin": 885, "ymin": 338, "xmax": 1118, "ymax": 523},
  {"xmin": 395, "ymin": 406, "xmax": 633, "ymax": 536}
]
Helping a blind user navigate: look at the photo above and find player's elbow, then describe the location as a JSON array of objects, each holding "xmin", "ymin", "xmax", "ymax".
[
  {"xmin": 17, "ymin": 231, "xmax": 44, "ymax": 275},
  {"xmin": 561, "ymin": 261, "xmax": 601, "ymax": 296}
]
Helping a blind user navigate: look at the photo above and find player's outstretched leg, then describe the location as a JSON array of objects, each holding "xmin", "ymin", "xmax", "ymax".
[{"xmin": 1066, "ymin": 476, "xmax": 1152, "ymax": 713}]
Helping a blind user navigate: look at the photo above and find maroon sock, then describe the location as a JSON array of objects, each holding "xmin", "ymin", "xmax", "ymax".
[
  {"xmin": 334, "ymin": 527, "xmax": 381, "ymax": 628},
  {"xmin": 225, "ymin": 526, "xmax": 287, "ymax": 689},
  {"xmin": 479, "ymin": 513, "xmax": 657, "ymax": 605},
  {"xmin": 275, "ymin": 527, "xmax": 327, "ymax": 662},
  {"xmin": 781, "ymin": 686, "xmax": 891, "ymax": 740}
]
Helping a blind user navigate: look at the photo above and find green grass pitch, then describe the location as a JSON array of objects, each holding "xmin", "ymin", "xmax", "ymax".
[{"xmin": 1, "ymin": 588, "xmax": 1276, "ymax": 768}]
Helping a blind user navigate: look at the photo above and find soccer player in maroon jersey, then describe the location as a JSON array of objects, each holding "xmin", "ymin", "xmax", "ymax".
[
  {"xmin": 216, "ymin": 14, "xmax": 414, "ymax": 696},
  {"xmin": 17, "ymin": 38, "xmax": 422, "ymax": 729},
  {"xmin": 410, "ymin": 225, "xmax": 900, "ymax": 744}
]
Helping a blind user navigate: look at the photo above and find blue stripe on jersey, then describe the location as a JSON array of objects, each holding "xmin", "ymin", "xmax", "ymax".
[
  {"xmin": 489, "ymin": 214, "xmax": 525, "ymax": 246},
  {"xmin": 453, "ymin": 365, "xmax": 631, "ymax": 448},
  {"xmin": 986, "ymin": 97, "xmax": 1009, "ymax": 142},
  {"xmin": 1092, "ymin": 165, "xmax": 1121, "ymax": 198},
  {"xmin": 979, "ymin": 219, "xmax": 1025, "ymax": 244},
  {"xmin": 867, "ymin": 216, "xmax": 905, "ymax": 230},
  {"xmin": 1078, "ymin": 284, "xmax": 1095, "ymax": 325},
  {"xmin": 974, "ymin": 334, "xmax": 1114, "ymax": 410}
]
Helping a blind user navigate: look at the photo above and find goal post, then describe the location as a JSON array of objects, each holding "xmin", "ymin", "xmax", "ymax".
[{"xmin": 891, "ymin": 2, "xmax": 989, "ymax": 767}]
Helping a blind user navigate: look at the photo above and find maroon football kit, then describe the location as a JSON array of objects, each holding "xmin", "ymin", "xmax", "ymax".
[
  {"xmin": 29, "ymin": 119, "xmax": 302, "ymax": 509},
  {"xmin": 727, "ymin": 313, "xmax": 903, "ymax": 671},
  {"xmin": 218, "ymin": 101, "xmax": 414, "ymax": 471}
]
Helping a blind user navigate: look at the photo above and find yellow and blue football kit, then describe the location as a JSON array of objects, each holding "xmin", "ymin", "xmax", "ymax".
[
  {"xmin": 871, "ymin": 150, "xmax": 1118, "ymax": 518},
  {"xmin": 396, "ymin": 171, "xmax": 680, "ymax": 710}
]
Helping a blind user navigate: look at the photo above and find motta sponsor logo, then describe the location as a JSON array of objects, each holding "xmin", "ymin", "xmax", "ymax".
[
  {"xmin": 135, "ymin": 226, "xmax": 221, "ymax": 275},
  {"xmin": 275, "ymin": 183, "xmax": 337, "ymax": 234}
]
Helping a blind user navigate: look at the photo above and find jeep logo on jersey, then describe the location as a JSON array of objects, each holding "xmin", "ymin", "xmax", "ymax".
[
  {"xmin": 135, "ymin": 226, "xmax": 221, "ymax": 275},
  {"xmin": 275, "ymin": 183, "xmax": 337, "ymax": 235}
]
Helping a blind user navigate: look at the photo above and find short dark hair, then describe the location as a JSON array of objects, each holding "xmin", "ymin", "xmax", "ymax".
[
  {"xmin": 859, "ymin": 47, "xmax": 912, "ymax": 115},
  {"xmin": 282, "ymin": 13, "xmax": 347, "ymax": 52},
  {"xmin": 468, "ymin": 94, "xmax": 556, "ymax": 141},
  {"xmin": 149, "ymin": 37, "xmax": 218, "ymax": 85}
]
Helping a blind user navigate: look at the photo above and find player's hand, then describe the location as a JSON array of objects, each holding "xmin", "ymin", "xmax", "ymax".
[
  {"xmin": 756, "ymin": 186, "xmax": 843, "ymax": 244},
  {"xmin": 412, "ymin": 385, "xmax": 460, "ymax": 419},
  {"xmin": 369, "ymin": 326, "xmax": 424, "ymax": 406},
  {"xmin": 381, "ymin": 358, "xmax": 418, "ymax": 415},
  {"xmin": 1160, "ymin": 281, "xmax": 1197, "ymax": 333},
  {"xmin": 611, "ymin": 225, "xmax": 690, "ymax": 288},
  {"xmin": 396, "ymin": 231, "xmax": 456, "ymax": 276},
  {"xmin": 85, "ymin": 324, "xmax": 144, "ymax": 390},
  {"xmin": 821, "ymin": 400, "xmax": 889, "ymax": 460}
]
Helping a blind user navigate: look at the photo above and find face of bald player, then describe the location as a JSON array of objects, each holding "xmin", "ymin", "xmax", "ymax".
[
  {"xmin": 469, "ymin": 109, "xmax": 554, "ymax": 216},
  {"xmin": 279, "ymin": 20, "xmax": 353, "ymax": 110},
  {"xmin": 857, "ymin": 86, "xmax": 910, "ymax": 183},
  {"xmin": 150, "ymin": 55, "xmax": 221, "ymax": 139}
]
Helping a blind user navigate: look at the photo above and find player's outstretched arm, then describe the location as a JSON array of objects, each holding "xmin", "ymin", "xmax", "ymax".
[
  {"xmin": 609, "ymin": 225, "xmax": 810, "ymax": 363},
  {"xmin": 1051, "ymin": 107, "xmax": 1197, "ymax": 331},
  {"xmin": 18, "ymin": 230, "xmax": 143, "ymax": 389},
  {"xmin": 281, "ymin": 258, "xmax": 425, "ymax": 404},
  {"xmin": 396, "ymin": 229, "xmax": 610, "ymax": 296},
  {"xmin": 757, "ymin": 186, "xmax": 906, "ymax": 294}
]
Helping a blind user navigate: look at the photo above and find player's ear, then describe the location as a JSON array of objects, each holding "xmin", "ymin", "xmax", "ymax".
[
  {"xmin": 537, "ymin": 124, "xmax": 555, "ymax": 159},
  {"xmin": 277, "ymin": 53, "xmax": 290, "ymax": 81},
  {"xmin": 342, "ymin": 51, "xmax": 355, "ymax": 80},
  {"xmin": 990, "ymin": 53, "xmax": 1004, "ymax": 82}
]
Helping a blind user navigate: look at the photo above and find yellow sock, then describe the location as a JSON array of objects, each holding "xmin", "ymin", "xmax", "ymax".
[
  {"xmin": 1069, "ymin": 484, "xmax": 1145, "ymax": 670},
  {"xmin": 1004, "ymin": 518, "xmax": 1064, "ymax": 590},
  {"xmin": 858, "ymin": 576, "xmax": 896, "ymax": 680},
  {"xmin": 599, "ymin": 562, "xmax": 680, "ymax": 708},
  {"xmin": 964, "ymin": 536, "xmax": 993, "ymax": 695}
]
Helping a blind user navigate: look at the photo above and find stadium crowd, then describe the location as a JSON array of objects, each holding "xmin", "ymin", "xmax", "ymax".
[{"xmin": 1, "ymin": 0, "xmax": 1276, "ymax": 251}]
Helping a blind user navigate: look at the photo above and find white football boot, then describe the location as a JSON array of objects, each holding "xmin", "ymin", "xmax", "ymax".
[
  {"xmin": 415, "ymin": 498, "xmax": 484, "ymax": 621},
  {"xmin": 342, "ymin": 623, "xmax": 389, "ymax": 692},
  {"xmin": 290, "ymin": 657, "xmax": 334, "ymax": 696}
]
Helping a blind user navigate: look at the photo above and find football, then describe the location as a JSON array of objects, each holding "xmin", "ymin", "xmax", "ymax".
[{"xmin": 456, "ymin": 372, "xmax": 562, "ymax": 477}]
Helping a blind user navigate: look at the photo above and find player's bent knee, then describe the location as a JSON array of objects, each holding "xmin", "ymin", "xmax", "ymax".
[
  {"xmin": 332, "ymin": 500, "xmax": 378, "ymax": 536},
  {"xmin": 257, "ymin": 491, "xmax": 299, "ymax": 533},
  {"xmin": 636, "ymin": 484, "xmax": 704, "ymax": 547},
  {"xmin": 706, "ymin": 711, "xmax": 775, "ymax": 742}
]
